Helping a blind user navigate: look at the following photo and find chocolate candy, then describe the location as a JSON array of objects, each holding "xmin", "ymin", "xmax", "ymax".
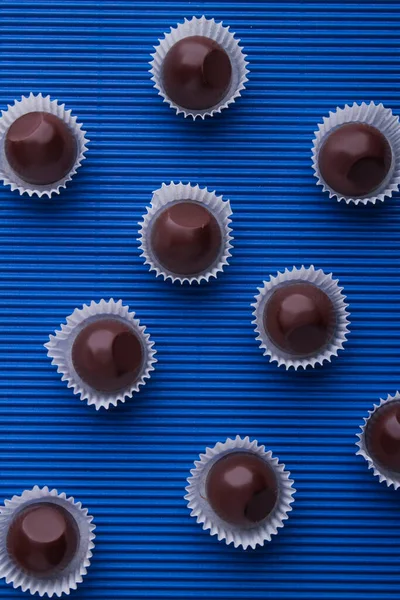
[
  {"xmin": 5, "ymin": 112, "xmax": 77, "ymax": 186},
  {"xmin": 318, "ymin": 123, "xmax": 392, "ymax": 197},
  {"xmin": 264, "ymin": 282, "xmax": 335, "ymax": 356},
  {"xmin": 206, "ymin": 452, "xmax": 278, "ymax": 526},
  {"xmin": 72, "ymin": 318, "xmax": 143, "ymax": 392},
  {"xmin": 366, "ymin": 402, "xmax": 400, "ymax": 472},
  {"xmin": 150, "ymin": 201, "xmax": 222, "ymax": 276},
  {"xmin": 7, "ymin": 503, "xmax": 79, "ymax": 575},
  {"xmin": 162, "ymin": 36, "xmax": 232, "ymax": 110}
]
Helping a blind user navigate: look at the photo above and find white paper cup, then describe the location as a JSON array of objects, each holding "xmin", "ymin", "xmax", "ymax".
[
  {"xmin": 150, "ymin": 16, "xmax": 249, "ymax": 119},
  {"xmin": 356, "ymin": 392, "xmax": 400, "ymax": 489},
  {"xmin": 312, "ymin": 102, "xmax": 400, "ymax": 205},
  {"xmin": 138, "ymin": 181, "xmax": 233, "ymax": 284},
  {"xmin": 252, "ymin": 265, "xmax": 350, "ymax": 370},
  {"xmin": 0, "ymin": 486, "xmax": 95, "ymax": 597},
  {"xmin": 0, "ymin": 93, "xmax": 88, "ymax": 198},
  {"xmin": 185, "ymin": 436, "xmax": 295, "ymax": 549},
  {"xmin": 45, "ymin": 299, "xmax": 157, "ymax": 410}
]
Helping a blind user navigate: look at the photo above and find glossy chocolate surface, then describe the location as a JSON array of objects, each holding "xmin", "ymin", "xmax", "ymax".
[
  {"xmin": 151, "ymin": 201, "xmax": 222, "ymax": 276},
  {"xmin": 206, "ymin": 452, "xmax": 278, "ymax": 526},
  {"xmin": 162, "ymin": 36, "xmax": 232, "ymax": 110},
  {"xmin": 264, "ymin": 282, "xmax": 335, "ymax": 356},
  {"xmin": 366, "ymin": 402, "xmax": 400, "ymax": 472},
  {"xmin": 318, "ymin": 123, "xmax": 392, "ymax": 197},
  {"xmin": 5, "ymin": 112, "xmax": 77, "ymax": 186},
  {"xmin": 72, "ymin": 318, "xmax": 143, "ymax": 392},
  {"xmin": 7, "ymin": 503, "xmax": 79, "ymax": 575}
]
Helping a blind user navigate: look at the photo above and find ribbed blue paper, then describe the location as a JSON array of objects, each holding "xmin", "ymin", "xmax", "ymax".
[{"xmin": 1, "ymin": 1, "xmax": 400, "ymax": 598}]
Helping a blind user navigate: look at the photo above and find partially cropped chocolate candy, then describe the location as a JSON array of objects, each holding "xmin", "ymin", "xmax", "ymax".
[
  {"xmin": 318, "ymin": 123, "xmax": 392, "ymax": 197},
  {"xmin": 264, "ymin": 282, "xmax": 335, "ymax": 356},
  {"xmin": 7, "ymin": 503, "xmax": 79, "ymax": 575},
  {"xmin": 72, "ymin": 318, "xmax": 144, "ymax": 392},
  {"xmin": 366, "ymin": 402, "xmax": 400, "ymax": 472},
  {"xmin": 150, "ymin": 201, "xmax": 222, "ymax": 276},
  {"xmin": 162, "ymin": 36, "xmax": 232, "ymax": 110},
  {"xmin": 5, "ymin": 112, "xmax": 77, "ymax": 186},
  {"xmin": 206, "ymin": 453, "xmax": 278, "ymax": 526}
]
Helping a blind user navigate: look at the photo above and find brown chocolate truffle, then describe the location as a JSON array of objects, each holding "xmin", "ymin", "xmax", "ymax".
[
  {"xmin": 72, "ymin": 318, "xmax": 143, "ymax": 392},
  {"xmin": 162, "ymin": 36, "xmax": 232, "ymax": 110},
  {"xmin": 206, "ymin": 453, "xmax": 278, "ymax": 526},
  {"xmin": 318, "ymin": 123, "xmax": 392, "ymax": 197},
  {"xmin": 5, "ymin": 112, "xmax": 77, "ymax": 186},
  {"xmin": 264, "ymin": 282, "xmax": 335, "ymax": 356},
  {"xmin": 7, "ymin": 503, "xmax": 79, "ymax": 575},
  {"xmin": 150, "ymin": 201, "xmax": 222, "ymax": 276},
  {"xmin": 366, "ymin": 402, "xmax": 400, "ymax": 472}
]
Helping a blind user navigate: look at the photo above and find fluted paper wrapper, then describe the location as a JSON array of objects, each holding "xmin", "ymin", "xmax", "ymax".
[
  {"xmin": 185, "ymin": 436, "xmax": 295, "ymax": 550},
  {"xmin": 0, "ymin": 486, "xmax": 95, "ymax": 597},
  {"xmin": 312, "ymin": 102, "xmax": 400, "ymax": 205},
  {"xmin": 45, "ymin": 299, "xmax": 157, "ymax": 410},
  {"xmin": 138, "ymin": 181, "xmax": 233, "ymax": 284},
  {"xmin": 356, "ymin": 392, "xmax": 400, "ymax": 489},
  {"xmin": 0, "ymin": 93, "xmax": 88, "ymax": 197},
  {"xmin": 252, "ymin": 265, "xmax": 350, "ymax": 370},
  {"xmin": 150, "ymin": 16, "xmax": 249, "ymax": 119}
]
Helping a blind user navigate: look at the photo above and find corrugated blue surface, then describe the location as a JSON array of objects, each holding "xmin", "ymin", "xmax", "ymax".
[{"xmin": 1, "ymin": 0, "xmax": 400, "ymax": 598}]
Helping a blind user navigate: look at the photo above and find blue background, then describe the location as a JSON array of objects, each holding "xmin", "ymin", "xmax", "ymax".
[{"xmin": 0, "ymin": 0, "xmax": 400, "ymax": 598}]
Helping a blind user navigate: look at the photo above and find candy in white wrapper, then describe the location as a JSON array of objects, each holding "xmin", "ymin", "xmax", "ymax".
[
  {"xmin": 252, "ymin": 265, "xmax": 350, "ymax": 370},
  {"xmin": 0, "ymin": 93, "xmax": 88, "ymax": 197},
  {"xmin": 150, "ymin": 16, "xmax": 249, "ymax": 119},
  {"xmin": 356, "ymin": 392, "xmax": 400, "ymax": 489},
  {"xmin": 45, "ymin": 299, "xmax": 157, "ymax": 410},
  {"xmin": 0, "ymin": 486, "xmax": 95, "ymax": 597},
  {"xmin": 138, "ymin": 181, "xmax": 233, "ymax": 284},
  {"xmin": 312, "ymin": 102, "xmax": 400, "ymax": 205},
  {"xmin": 185, "ymin": 436, "xmax": 295, "ymax": 549}
]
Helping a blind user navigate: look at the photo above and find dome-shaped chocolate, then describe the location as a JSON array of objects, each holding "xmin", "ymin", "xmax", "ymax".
[
  {"xmin": 366, "ymin": 402, "xmax": 400, "ymax": 472},
  {"xmin": 162, "ymin": 36, "xmax": 232, "ymax": 110},
  {"xmin": 7, "ymin": 503, "xmax": 79, "ymax": 575},
  {"xmin": 150, "ymin": 201, "xmax": 222, "ymax": 276},
  {"xmin": 72, "ymin": 318, "xmax": 143, "ymax": 392},
  {"xmin": 206, "ymin": 452, "xmax": 278, "ymax": 526},
  {"xmin": 264, "ymin": 282, "xmax": 335, "ymax": 356},
  {"xmin": 5, "ymin": 112, "xmax": 77, "ymax": 185},
  {"xmin": 318, "ymin": 123, "xmax": 392, "ymax": 197}
]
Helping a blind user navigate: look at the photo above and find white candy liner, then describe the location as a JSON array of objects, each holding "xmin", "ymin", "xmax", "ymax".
[
  {"xmin": 138, "ymin": 181, "xmax": 233, "ymax": 284},
  {"xmin": 45, "ymin": 299, "xmax": 157, "ymax": 410},
  {"xmin": 150, "ymin": 16, "xmax": 249, "ymax": 119},
  {"xmin": 0, "ymin": 486, "xmax": 95, "ymax": 597},
  {"xmin": 252, "ymin": 265, "xmax": 350, "ymax": 370},
  {"xmin": 356, "ymin": 392, "xmax": 400, "ymax": 489},
  {"xmin": 185, "ymin": 436, "xmax": 295, "ymax": 550},
  {"xmin": 312, "ymin": 102, "xmax": 400, "ymax": 205},
  {"xmin": 0, "ymin": 93, "xmax": 89, "ymax": 197}
]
